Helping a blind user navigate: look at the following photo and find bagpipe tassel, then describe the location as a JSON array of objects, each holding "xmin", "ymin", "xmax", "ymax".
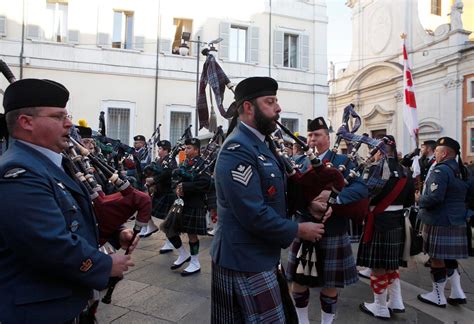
[
  {"xmin": 296, "ymin": 244, "xmax": 303, "ymax": 259},
  {"xmin": 296, "ymin": 261, "xmax": 305, "ymax": 274},
  {"xmin": 310, "ymin": 249, "xmax": 317, "ymax": 263},
  {"xmin": 311, "ymin": 264, "xmax": 318, "ymax": 277},
  {"xmin": 304, "ymin": 262, "xmax": 311, "ymax": 276}
]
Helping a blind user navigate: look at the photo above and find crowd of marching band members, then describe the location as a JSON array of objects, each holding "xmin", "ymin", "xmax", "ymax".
[
  {"xmin": 79, "ymin": 109, "xmax": 473, "ymax": 323},
  {"xmin": 1, "ymin": 76, "xmax": 473, "ymax": 324}
]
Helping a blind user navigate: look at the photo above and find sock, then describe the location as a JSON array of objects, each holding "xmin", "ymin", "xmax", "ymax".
[
  {"xmin": 320, "ymin": 292, "xmax": 338, "ymax": 314},
  {"xmin": 444, "ymin": 260, "xmax": 458, "ymax": 277},
  {"xmin": 387, "ymin": 271, "xmax": 400, "ymax": 285},
  {"xmin": 168, "ymin": 236, "xmax": 182, "ymax": 249},
  {"xmin": 189, "ymin": 240, "xmax": 200, "ymax": 255},
  {"xmin": 292, "ymin": 289, "xmax": 310, "ymax": 308},
  {"xmin": 370, "ymin": 273, "xmax": 388, "ymax": 294},
  {"xmin": 431, "ymin": 267, "xmax": 447, "ymax": 283}
]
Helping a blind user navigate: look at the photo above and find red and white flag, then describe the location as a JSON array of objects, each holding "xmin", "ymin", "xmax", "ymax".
[{"xmin": 402, "ymin": 36, "xmax": 418, "ymax": 145}]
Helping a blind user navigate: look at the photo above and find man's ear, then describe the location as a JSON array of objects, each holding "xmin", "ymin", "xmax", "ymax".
[
  {"xmin": 17, "ymin": 115, "xmax": 34, "ymax": 132},
  {"xmin": 242, "ymin": 100, "xmax": 254, "ymax": 115}
]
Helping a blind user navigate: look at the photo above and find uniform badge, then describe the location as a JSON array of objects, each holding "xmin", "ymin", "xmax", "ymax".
[
  {"xmin": 70, "ymin": 220, "xmax": 80, "ymax": 232},
  {"xmin": 3, "ymin": 168, "xmax": 26, "ymax": 178},
  {"xmin": 231, "ymin": 164, "xmax": 253, "ymax": 186},
  {"xmin": 227, "ymin": 143, "xmax": 241, "ymax": 151},
  {"xmin": 267, "ymin": 185, "xmax": 277, "ymax": 197},
  {"xmin": 80, "ymin": 259, "xmax": 93, "ymax": 272},
  {"xmin": 258, "ymin": 155, "xmax": 266, "ymax": 161},
  {"xmin": 430, "ymin": 183, "xmax": 438, "ymax": 192}
]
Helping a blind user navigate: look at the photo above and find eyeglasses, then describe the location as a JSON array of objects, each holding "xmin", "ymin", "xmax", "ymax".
[{"xmin": 28, "ymin": 114, "xmax": 73, "ymax": 122}]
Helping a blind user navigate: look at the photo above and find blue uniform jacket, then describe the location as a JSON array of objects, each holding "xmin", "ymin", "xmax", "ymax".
[
  {"xmin": 0, "ymin": 140, "xmax": 112, "ymax": 323},
  {"xmin": 418, "ymin": 159, "xmax": 468, "ymax": 226},
  {"xmin": 210, "ymin": 122, "xmax": 298, "ymax": 272}
]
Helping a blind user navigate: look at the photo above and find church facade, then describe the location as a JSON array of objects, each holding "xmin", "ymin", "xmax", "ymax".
[{"xmin": 329, "ymin": 0, "xmax": 474, "ymax": 162}]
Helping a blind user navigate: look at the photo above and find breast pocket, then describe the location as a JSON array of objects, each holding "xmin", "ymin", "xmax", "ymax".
[
  {"xmin": 259, "ymin": 165, "xmax": 283, "ymax": 203},
  {"xmin": 55, "ymin": 186, "xmax": 82, "ymax": 231}
]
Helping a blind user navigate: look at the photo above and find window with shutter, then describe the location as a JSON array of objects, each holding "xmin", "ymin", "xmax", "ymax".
[
  {"xmin": 0, "ymin": 16, "xmax": 6, "ymax": 36},
  {"xmin": 172, "ymin": 18, "xmax": 193, "ymax": 55},
  {"xmin": 284, "ymin": 33, "xmax": 298, "ymax": 68},
  {"xmin": 46, "ymin": 2, "xmax": 68, "ymax": 42},
  {"xmin": 134, "ymin": 36, "xmax": 145, "ymax": 50},
  {"xmin": 229, "ymin": 26, "xmax": 247, "ymax": 62},
  {"xmin": 112, "ymin": 11, "xmax": 134, "ymax": 49},
  {"xmin": 107, "ymin": 108, "xmax": 131, "ymax": 145},
  {"xmin": 273, "ymin": 30, "xmax": 284, "ymax": 67},
  {"xmin": 68, "ymin": 30, "xmax": 79, "ymax": 44},
  {"xmin": 26, "ymin": 24, "xmax": 41, "ymax": 39},
  {"xmin": 248, "ymin": 26, "xmax": 259, "ymax": 64},
  {"xmin": 219, "ymin": 22, "xmax": 231, "ymax": 60}
]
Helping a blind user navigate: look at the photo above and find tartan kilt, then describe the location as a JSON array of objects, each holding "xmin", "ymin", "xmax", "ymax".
[
  {"xmin": 357, "ymin": 225, "xmax": 405, "ymax": 270},
  {"xmin": 152, "ymin": 192, "xmax": 176, "ymax": 220},
  {"xmin": 211, "ymin": 263, "xmax": 286, "ymax": 324},
  {"xmin": 286, "ymin": 234, "xmax": 358, "ymax": 288},
  {"xmin": 422, "ymin": 224, "xmax": 468, "ymax": 260},
  {"xmin": 179, "ymin": 206, "xmax": 207, "ymax": 235}
]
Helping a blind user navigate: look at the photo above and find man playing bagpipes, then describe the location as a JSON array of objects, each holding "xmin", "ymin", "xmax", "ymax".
[
  {"xmin": 165, "ymin": 137, "xmax": 212, "ymax": 276},
  {"xmin": 0, "ymin": 79, "xmax": 137, "ymax": 323},
  {"xmin": 210, "ymin": 77, "xmax": 326, "ymax": 323},
  {"xmin": 286, "ymin": 117, "xmax": 368, "ymax": 324},
  {"xmin": 357, "ymin": 135, "xmax": 415, "ymax": 319},
  {"xmin": 143, "ymin": 139, "xmax": 178, "ymax": 247}
]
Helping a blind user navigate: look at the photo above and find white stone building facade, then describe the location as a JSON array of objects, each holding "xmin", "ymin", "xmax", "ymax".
[
  {"xmin": 329, "ymin": 0, "xmax": 474, "ymax": 159},
  {"xmin": 0, "ymin": 0, "xmax": 329, "ymax": 145}
]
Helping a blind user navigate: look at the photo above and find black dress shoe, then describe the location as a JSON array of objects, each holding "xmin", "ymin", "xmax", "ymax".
[
  {"xmin": 170, "ymin": 256, "xmax": 191, "ymax": 270},
  {"xmin": 359, "ymin": 304, "xmax": 390, "ymax": 320},
  {"xmin": 447, "ymin": 297, "xmax": 467, "ymax": 305},
  {"xmin": 181, "ymin": 268, "xmax": 201, "ymax": 277}
]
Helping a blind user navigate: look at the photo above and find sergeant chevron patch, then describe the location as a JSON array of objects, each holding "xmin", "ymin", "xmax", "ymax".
[{"xmin": 231, "ymin": 164, "xmax": 253, "ymax": 186}]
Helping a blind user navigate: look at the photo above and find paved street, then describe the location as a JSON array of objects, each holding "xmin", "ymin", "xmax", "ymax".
[{"xmin": 97, "ymin": 222, "xmax": 474, "ymax": 323}]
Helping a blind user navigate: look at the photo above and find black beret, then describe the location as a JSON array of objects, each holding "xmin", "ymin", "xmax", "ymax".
[
  {"xmin": 307, "ymin": 117, "xmax": 328, "ymax": 132},
  {"xmin": 76, "ymin": 126, "xmax": 92, "ymax": 139},
  {"xmin": 133, "ymin": 135, "xmax": 146, "ymax": 142},
  {"xmin": 234, "ymin": 77, "xmax": 278, "ymax": 105},
  {"xmin": 157, "ymin": 140, "xmax": 171, "ymax": 150},
  {"xmin": 185, "ymin": 137, "xmax": 200, "ymax": 148},
  {"xmin": 3, "ymin": 79, "xmax": 69, "ymax": 113},
  {"xmin": 436, "ymin": 136, "xmax": 460, "ymax": 153}
]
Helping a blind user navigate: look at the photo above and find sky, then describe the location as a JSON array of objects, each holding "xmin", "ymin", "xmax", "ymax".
[{"xmin": 326, "ymin": 0, "xmax": 353, "ymax": 71}]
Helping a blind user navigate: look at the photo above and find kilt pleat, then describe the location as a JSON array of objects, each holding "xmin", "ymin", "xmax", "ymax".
[
  {"xmin": 152, "ymin": 193, "xmax": 176, "ymax": 219},
  {"xmin": 357, "ymin": 225, "xmax": 405, "ymax": 270},
  {"xmin": 211, "ymin": 263, "xmax": 286, "ymax": 324},
  {"xmin": 180, "ymin": 206, "xmax": 207, "ymax": 235},
  {"xmin": 286, "ymin": 234, "xmax": 358, "ymax": 288},
  {"xmin": 422, "ymin": 224, "xmax": 468, "ymax": 260}
]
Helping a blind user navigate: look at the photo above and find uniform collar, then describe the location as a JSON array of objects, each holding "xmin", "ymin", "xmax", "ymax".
[
  {"xmin": 241, "ymin": 121, "xmax": 266, "ymax": 142},
  {"xmin": 16, "ymin": 139, "xmax": 63, "ymax": 169},
  {"xmin": 317, "ymin": 149, "xmax": 329, "ymax": 160}
]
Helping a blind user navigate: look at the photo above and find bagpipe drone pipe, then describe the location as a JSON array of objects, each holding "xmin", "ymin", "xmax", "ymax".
[{"xmin": 65, "ymin": 137, "xmax": 152, "ymax": 246}]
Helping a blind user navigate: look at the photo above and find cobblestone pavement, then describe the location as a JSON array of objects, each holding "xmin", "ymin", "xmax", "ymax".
[{"xmin": 96, "ymin": 222, "xmax": 474, "ymax": 323}]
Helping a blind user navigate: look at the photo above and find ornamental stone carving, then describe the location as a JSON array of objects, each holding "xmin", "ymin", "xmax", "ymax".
[{"xmin": 444, "ymin": 77, "xmax": 463, "ymax": 88}]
